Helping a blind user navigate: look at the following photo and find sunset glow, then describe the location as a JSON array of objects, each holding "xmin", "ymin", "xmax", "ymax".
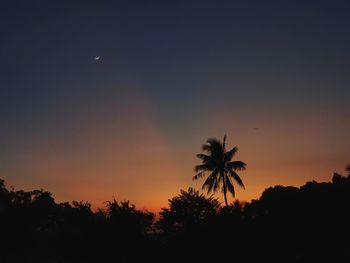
[{"xmin": 1, "ymin": 1, "xmax": 349, "ymax": 213}]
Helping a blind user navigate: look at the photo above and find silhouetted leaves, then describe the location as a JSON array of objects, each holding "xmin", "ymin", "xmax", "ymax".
[
  {"xmin": 0, "ymin": 181, "xmax": 154, "ymax": 263},
  {"xmin": 158, "ymin": 188, "xmax": 220, "ymax": 236},
  {"xmin": 1, "ymin": 169, "xmax": 350, "ymax": 262},
  {"xmin": 194, "ymin": 136, "xmax": 246, "ymax": 206}
]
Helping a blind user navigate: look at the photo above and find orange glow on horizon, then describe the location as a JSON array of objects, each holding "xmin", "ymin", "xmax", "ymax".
[{"xmin": 2, "ymin": 88, "xmax": 349, "ymax": 214}]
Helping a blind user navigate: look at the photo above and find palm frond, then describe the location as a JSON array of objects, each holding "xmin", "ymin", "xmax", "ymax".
[
  {"xmin": 202, "ymin": 169, "xmax": 219, "ymax": 194},
  {"xmin": 222, "ymin": 134, "xmax": 227, "ymax": 151},
  {"xmin": 227, "ymin": 161, "xmax": 247, "ymax": 171},
  {"xmin": 196, "ymin": 154, "xmax": 210, "ymax": 161},
  {"xmin": 202, "ymin": 138, "xmax": 224, "ymax": 157},
  {"xmin": 225, "ymin": 176, "xmax": 235, "ymax": 198},
  {"xmin": 229, "ymin": 170, "xmax": 245, "ymax": 189},
  {"xmin": 201, "ymin": 138, "xmax": 216, "ymax": 151},
  {"xmin": 202, "ymin": 175, "xmax": 215, "ymax": 193},
  {"xmin": 212, "ymin": 170, "xmax": 221, "ymax": 192},
  {"xmin": 224, "ymin": 146, "xmax": 238, "ymax": 162},
  {"xmin": 192, "ymin": 172, "xmax": 205, "ymax": 181},
  {"xmin": 194, "ymin": 164, "xmax": 212, "ymax": 173}
]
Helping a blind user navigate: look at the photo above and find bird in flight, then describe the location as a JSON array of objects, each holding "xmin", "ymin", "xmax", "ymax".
[{"xmin": 94, "ymin": 56, "xmax": 101, "ymax": 61}]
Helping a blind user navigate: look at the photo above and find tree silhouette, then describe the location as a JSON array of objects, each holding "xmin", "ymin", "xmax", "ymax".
[
  {"xmin": 2, "ymin": 170, "xmax": 350, "ymax": 262},
  {"xmin": 106, "ymin": 198, "xmax": 154, "ymax": 235},
  {"xmin": 193, "ymin": 135, "xmax": 246, "ymax": 206},
  {"xmin": 346, "ymin": 164, "xmax": 350, "ymax": 176},
  {"xmin": 158, "ymin": 188, "xmax": 220, "ymax": 235}
]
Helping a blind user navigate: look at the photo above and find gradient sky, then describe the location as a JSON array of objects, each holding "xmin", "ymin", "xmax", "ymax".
[{"xmin": 1, "ymin": 0, "xmax": 349, "ymax": 212}]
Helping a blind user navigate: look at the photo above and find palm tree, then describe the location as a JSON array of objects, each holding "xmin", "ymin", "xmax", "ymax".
[{"xmin": 193, "ymin": 135, "xmax": 247, "ymax": 207}]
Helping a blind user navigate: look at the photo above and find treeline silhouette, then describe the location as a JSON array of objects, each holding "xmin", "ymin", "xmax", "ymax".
[{"xmin": 1, "ymin": 172, "xmax": 350, "ymax": 262}]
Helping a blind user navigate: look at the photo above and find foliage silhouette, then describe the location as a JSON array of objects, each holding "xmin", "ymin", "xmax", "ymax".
[
  {"xmin": 158, "ymin": 187, "xmax": 220, "ymax": 236},
  {"xmin": 106, "ymin": 198, "xmax": 154, "ymax": 236},
  {"xmin": 193, "ymin": 135, "xmax": 246, "ymax": 206},
  {"xmin": 346, "ymin": 164, "xmax": 350, "ymax": 175},
  {"xmin": 0, "ymin": 182, "xmax": 155, "ymax": 263},
  {"xmin": 1, "ymin": 167, "xmax": 350, "ymax": 262}
]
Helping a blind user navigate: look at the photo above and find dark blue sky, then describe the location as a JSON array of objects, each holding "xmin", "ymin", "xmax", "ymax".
[{"xmin": 1, "ymin": 1, "xmax": 349, "ymax": 208}]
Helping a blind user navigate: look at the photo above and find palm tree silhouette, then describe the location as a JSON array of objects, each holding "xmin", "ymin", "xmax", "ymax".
[{"xmin": 193, "ymin": 135, "xmax": 247, "ymax": 206}]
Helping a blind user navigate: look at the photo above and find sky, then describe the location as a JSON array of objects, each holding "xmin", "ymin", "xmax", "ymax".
[{"xmin": 1, "ymin": 0, "xmax": 349, "ymax": 212}]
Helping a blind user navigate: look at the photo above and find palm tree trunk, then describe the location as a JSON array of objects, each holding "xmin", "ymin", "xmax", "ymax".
[{"xmin": 221, "ymin": 170, "xmax": 228, "ymax": 207}]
